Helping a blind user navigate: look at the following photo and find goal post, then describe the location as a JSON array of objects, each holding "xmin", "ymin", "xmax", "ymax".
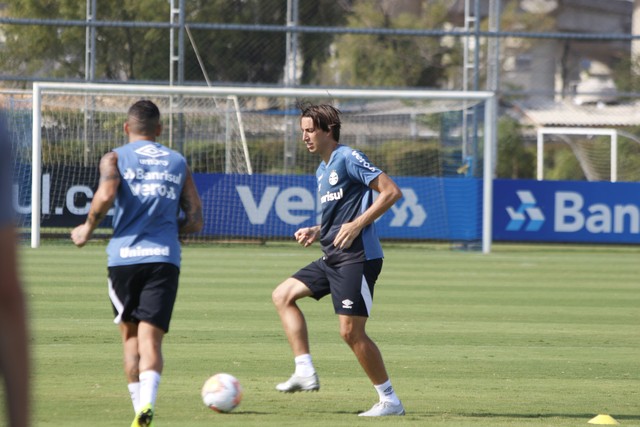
[
  {"xmin": 29, "ymin": 82, "xmax": 497, "ymax": 252},
  {"xmin": 537, "ymin": 127, "xmax": 618, "ymax": 182}
]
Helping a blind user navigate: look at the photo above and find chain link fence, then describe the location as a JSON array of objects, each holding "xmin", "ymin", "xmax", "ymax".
[{"xmin": 2, "ymin": 0, "xmax": 640, "ymax": 181}]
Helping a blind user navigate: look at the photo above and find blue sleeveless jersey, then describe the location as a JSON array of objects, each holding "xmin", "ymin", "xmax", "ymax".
[
  {"xmin": 317, "ymin": 145, "xmax": 383, "ymax": 266},
  {"xmin": 106, "ymin": 140, "xmax": 187, "ymax": 268}
]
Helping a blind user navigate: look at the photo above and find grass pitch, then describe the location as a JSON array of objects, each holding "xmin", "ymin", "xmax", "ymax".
[{"xmin": 11, "ymin": 242, "xmax": 640, "ymax": 426}]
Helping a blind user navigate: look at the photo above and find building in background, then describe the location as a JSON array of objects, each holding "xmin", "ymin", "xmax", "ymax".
[{"xmin": 447, "ymin": 0, "xmax": 632, "ymax": 105}]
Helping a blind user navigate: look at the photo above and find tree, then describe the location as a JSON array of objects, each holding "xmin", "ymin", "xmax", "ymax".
[
  {"xmin": 328, "ymin": 0, "xmax": 454, "ymax": 88},
  {"xmin": 496, "ymin": 116, "xmax": 534, "ymax": 179},
  {"xmin": 2, "ymin": 0, "xmax": 347, "ymax": 86},
  {"xmin": 184, "ymin": 0, "xmax": 348, "ymax": 85},
  {"xmin": 3, "ymin": 0, "xmax": 169, "ymax": 84}
]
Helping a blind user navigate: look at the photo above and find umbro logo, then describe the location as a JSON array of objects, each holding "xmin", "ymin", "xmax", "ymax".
[
  {"xmin": 341, "ymin": 299, "xmax": 353, "ymax": 309},
  {"xmin": 135, "ymin": 144, "xmax": 170, "ymax": 158},
  {"xmin": 506, "ymin": 190, "xmax": 545, "ymax": 231}
]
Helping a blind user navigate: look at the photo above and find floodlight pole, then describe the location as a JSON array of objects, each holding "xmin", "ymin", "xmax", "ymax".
[
  {"xmin": 83, "ymin": 0, "xmax": 96, "ymax": 167},
  {"xmin": 283, "ymin": 0, "xmax": 299, "ymax": 173},
  {"xmin": 169, "ymin": 0, "xmax": 186, "ymax": 152}
]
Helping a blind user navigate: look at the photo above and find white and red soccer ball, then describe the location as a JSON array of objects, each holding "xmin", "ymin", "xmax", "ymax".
[{"xmin": 201, "ymin": 373, "xmax": 243, "ymax": 413}]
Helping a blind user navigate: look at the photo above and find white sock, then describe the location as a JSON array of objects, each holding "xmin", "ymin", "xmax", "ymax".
[
  {"xmin": 374, "ymin": 379, "xmax": 400, "ymax": 405},
  {"xmin": 139, "ymin": 370, "xmax": 161, "ymax": 410},
  {"xmin": 294, "ymin": 354, "xmax": 316, "ymax": 377},
  {"xmin": 128, "ymin": 382, "xmax": 141, "ymax": 413}
]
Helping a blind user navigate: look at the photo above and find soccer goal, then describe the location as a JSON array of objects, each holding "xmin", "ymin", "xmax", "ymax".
[
  {"xmin": 536, "ymin": 127, "xmax": 618, "ymax": 182},
  {"xmin": 26, "ymin": 82, "xmax": 496, "ymax": 252}
]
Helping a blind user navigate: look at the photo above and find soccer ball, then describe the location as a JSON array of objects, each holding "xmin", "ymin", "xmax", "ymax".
[{"xmin": 201, "ymin": 373, "xmax": 243, "ymax": 413}]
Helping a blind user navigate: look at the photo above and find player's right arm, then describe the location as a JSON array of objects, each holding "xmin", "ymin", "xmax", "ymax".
[
  {"xmin": 294, "ymin": 225, "xmax": 321, "ymax": 247},
  {"xmin": 71, "ymin": 151, "xmax": 120, "ymax": 247}
]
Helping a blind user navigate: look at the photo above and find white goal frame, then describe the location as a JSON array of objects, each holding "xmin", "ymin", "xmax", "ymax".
[
  {"xmin": 31, "ymin": 82, "xmax": 497, "ymax": 252},
  {"xmin": 536, "ymin": 127, "xmax": 618, "ymax": 182}
]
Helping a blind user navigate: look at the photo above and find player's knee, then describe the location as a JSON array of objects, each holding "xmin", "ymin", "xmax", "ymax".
[
  {"xmin": 339, "ymin": 324, "xmax": 360, "ymax": 346},
  {"xmin": 272, "ymin": 279, "xmax": 299, "ymax": 308},
  {"xmin": 271, "ymin": 284, "xmax": 287, "ymax": 308},
  {"xmin": 339, "ymin": 317, "xmax": 369, "ymax": 346}
]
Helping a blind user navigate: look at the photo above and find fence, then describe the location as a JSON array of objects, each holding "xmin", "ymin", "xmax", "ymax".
[{"xmin": 4, "ymin": 1, "xmax": 640, "ymax": 249}]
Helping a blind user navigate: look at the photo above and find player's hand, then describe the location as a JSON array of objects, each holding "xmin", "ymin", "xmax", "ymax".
[
  {"xmin": 333, "ymin": 221, "xmax": 362, "ymax": 250},
  {"xmin": 294, "ymin": 227, "xmax": 319, "ymax": 247},
  {"xmin": 70, "ymin": 224, "xmax": 91, "ymax": 248}
]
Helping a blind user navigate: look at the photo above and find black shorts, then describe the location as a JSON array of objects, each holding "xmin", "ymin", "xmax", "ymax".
[
  {"xmin": 292, "ymin": 258, "xmax": 383, "ymax": 317},
  {"xmin": 107, "ymin": 263, "xmax": 180, "ymax": 333}
]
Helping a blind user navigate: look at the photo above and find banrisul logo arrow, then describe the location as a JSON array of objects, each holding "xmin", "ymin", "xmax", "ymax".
[{"xmin": 506, "ymin": 190, "xmax": 545, "ymax": 231}]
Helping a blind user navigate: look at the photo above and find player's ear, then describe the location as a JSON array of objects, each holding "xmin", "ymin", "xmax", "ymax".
[
  {"xmin": 156, "ymin": 123, "xmax": 162, "ymax": 137},
  {"xmin": 123, "ymin": 121, "xmax": 130, "ymax": 135}
]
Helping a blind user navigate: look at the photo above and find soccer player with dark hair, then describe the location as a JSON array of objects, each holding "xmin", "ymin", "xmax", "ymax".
[
  {"xmin": 272, "ymin": 103, "xmax": 405, "ymax": 416},
  {"xmin": 71, "ymin": 100, "xmax": 203, "ymax": 427}
]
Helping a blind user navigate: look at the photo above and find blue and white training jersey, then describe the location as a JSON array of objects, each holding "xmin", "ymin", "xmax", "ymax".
[
  {"xmin": 317, "ymin": 145, "xmax": 383, "ymax": 266},
  {"xmin": 106, "ymin": 140, "xmax": 187, "ymax": 268}
]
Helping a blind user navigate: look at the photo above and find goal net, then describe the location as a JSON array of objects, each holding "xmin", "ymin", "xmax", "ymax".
[
  {"xmin": 537, "ymin": 127, "xmax": 640, "ymax": 183},
  {"xmin": 537, "ymin": 128, "xmax": 618, "ymax": 182},
  {"xmin": 22, "ymin": 83, "xmax": 496, "ymax": 251}
]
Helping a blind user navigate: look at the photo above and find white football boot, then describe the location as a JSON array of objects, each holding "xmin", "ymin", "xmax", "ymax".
[
  {"xmin": 358, "ymin": 401, "xmax": 405, "ymax": 417},
  {"xmin": 275, "ymin": 373, "xmax": 320, "ymax": 392}
]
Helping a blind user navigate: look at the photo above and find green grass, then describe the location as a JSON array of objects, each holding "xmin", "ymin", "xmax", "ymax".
[{"xmin": 9, "ymin": 242, "xmax": 640, "ymax": 426}]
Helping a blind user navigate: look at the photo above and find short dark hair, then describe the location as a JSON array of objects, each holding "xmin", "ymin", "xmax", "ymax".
[
  {"xmin": 127, "ymin": 100, "xmax": 160, "ymax": 136},
  {"xmin": 298, "ymin": 103, "xmax": 341, "ymax": 142}
]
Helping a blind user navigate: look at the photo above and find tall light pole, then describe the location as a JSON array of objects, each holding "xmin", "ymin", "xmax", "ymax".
[
  {"xmin": 83, "ymin": 0, "xmax": 97, "ymax": 167},
  {"xmin": 283, "ymin": 0, "xmax": 299, "ymax": 172},
  {"xmin": 169, "ymin": 0, "xmax": 186, "ymax": 151}
]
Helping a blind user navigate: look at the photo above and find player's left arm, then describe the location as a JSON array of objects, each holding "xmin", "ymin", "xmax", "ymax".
[
  {"xmin": 333, "ymin": 172, "xmax": 402, "ymax": 250},
  {"xmin": 178, "ymin": 167, "xmax": 203, "ymax": 235},
  {"xmin": 71, "ymin": 151, "xmax": 120, "ymax": 247}
]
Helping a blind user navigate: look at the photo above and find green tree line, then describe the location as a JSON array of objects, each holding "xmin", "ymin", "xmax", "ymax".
[{"xmin": 2, "ymin": 0, "xmax": 470, "ymax": 87}]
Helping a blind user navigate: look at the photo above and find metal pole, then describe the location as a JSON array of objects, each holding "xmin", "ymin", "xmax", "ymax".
[
  {"xmin": 83, "ymin": 0, "xmax": 96, "ymax": 167},
  {"xmin": 169, "ymin": 0, "xmax": 177, "ymax": 148},
  {"xmin": 487, "ymin": 0, "xmax": 500, "ymax": 93},
  {"xmin": 31, "ymin": 83, "xmax": 42, "ymax": 248},
  {"xmin": 169, "ymin": 0, "xmax": 185, "ymax": 150},
  {"xmin": 169, "ymin": 0, "xmax": 176, "ymax": 86},
  {"xmin": 84, "ymin": 0, "xmax": 96, "ymax": 81},
  {"xmin": 284, "ymin": 0, "xmax": 299, "ymax": 173},
  {"xmin": 611, "ymin": 131, "xmax": 617, "ymax": 182},
  {"xmin": 537, "ymin": 130, "xmax": 544, "ymax": 180},
  {"xmin": 178, "ymin": 0, "xmax": 185, "ymax": 84},
  {"xmin": 633, "ymin": 0, "xmax": 640, "ymax": 74},
  {"xmin": 470, "ymin": 0, "xmax": 481, "ymax": 176},
  {"xmin": 462, "ymin": 0, "xmax": 472, "ymax": 159},
  {"xmin": 482, "ymin": 95, "xmax": 496, "ymax": 254},
  {"xmin": 487, "ymin": 0, "xmax": 500, "ymax": 181},
  {"xmin": 176, "ymin": 0, "xmax": 186, "ymax": 153}
]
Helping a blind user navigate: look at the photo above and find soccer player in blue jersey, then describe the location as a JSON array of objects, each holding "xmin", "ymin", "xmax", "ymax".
[
  {"xmin": 71, "ymin": 100, "xmax": 203, "ymax": 427},
  {"xmin": 272, "ymin": 104, "xmax": 405, "ymax": 416},
  {"xmin": 0, "ymin": 112, "xmax": 30, "ymax": 427}
]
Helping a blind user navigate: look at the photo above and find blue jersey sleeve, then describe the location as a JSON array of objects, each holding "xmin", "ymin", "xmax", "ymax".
[{"xmin": 344, "ymin": 148, "xmax": 382, "ymax": 186}]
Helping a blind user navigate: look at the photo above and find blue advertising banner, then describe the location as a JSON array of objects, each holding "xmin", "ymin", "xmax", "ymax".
[
  {"xmin": 18, "ymin": 167, "xmax": 640, "ymax": 244},
  {"xmin": 493, "ymin": 179, "xmax": 640, "ymax": 244},
  {"xmin": 193, "ymin": 173, "xmax": 481, "ymax": 241},
  {"xmin": 16, "ymin": 168, "xmax": 481, "ymax": 241}
]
